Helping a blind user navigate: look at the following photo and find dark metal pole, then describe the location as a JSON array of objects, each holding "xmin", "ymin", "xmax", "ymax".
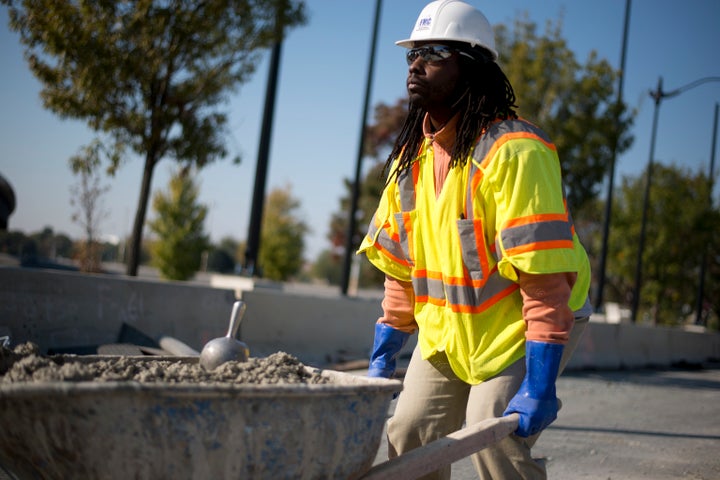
[
  {"xmin": 244, "ymin": 40, "xmax": 283, "ymax": 276},
  {"xmin": 630, "ymin": 76, "xmax": 720, "ymax": 322},
  {"xmin": 595, "ymin": 0, "xmax": 631, "ymax": 312},
  {"xmin": 631, "ymin": 77, "xmax": 663, "ymax": 323},
  {"xmin": 341, "ymin": 0, "xmax": 382, "ymax": 296},
  {"xmin": 694, "ymin": 102, "xmax": 718, "ymax": 325}
]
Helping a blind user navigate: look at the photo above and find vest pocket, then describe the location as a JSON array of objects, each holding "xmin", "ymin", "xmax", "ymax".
[{"xmin": 456, "ymin": 217, "xmax": 489, "ymax": 284}]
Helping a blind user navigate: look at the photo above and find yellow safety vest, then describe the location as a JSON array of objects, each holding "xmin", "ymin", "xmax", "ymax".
[{"xmin": 358, "ymin": 118, "xmax": 591, "ymax": 384}]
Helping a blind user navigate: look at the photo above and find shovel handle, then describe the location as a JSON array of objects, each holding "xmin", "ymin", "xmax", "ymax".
[
  {"xmin": 360, "ymin": 414, "xmax": 519, "ymax": 480},
  {"xmin": 226, "ymin": 301, "xmax": 246, "ymax": 338}
]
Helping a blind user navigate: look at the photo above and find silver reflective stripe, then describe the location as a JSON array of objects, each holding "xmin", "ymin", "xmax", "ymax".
[
  {"xmin": 398, "ymin": 166, "xmax": 416, "ymax": 212},
  {"xmin": 395, "ymin": 160, "xmax": 417, "ymax": 263},
  {"xmin": 446, "ymin": 272, "xmax": 516, "ymax": 309},
  {"xmin": 425, "ymin": 277, "xmax": 445, "ymax": 299},
  {"xmin": 412, "ymin": 275, "xmax": 429, "ymax": 298},
  {"xmin": 368, "ymin": 212, "xmax": 407, "ymax": 262},
  {"xmin": 394, "ymin": 212, "xmax": 412, "ymax": 264},
  {"xmin": 457, "ymin": 218, "xmax": 484, "ymax": 279},
  {"xmin": 413, "ymin": 270, "xmax": 516, "ymax": 310},
  {"xmin": 366, "ymin": 213, "xmax": 380, "ymax": 238},
  {"xmin": 501, "ymin": 220, "xmax": 573, "ymax": 251}
]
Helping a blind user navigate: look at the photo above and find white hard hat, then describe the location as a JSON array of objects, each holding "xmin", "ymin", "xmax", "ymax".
[{"xmin": 396, "ymin": 0, "xmax": 498, "ymax": 60}]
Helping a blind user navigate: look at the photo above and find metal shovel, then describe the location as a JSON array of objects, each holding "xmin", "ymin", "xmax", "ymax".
[{"xmin": 199, "ymin": 300, "xmax": 250, "ymax": 370}]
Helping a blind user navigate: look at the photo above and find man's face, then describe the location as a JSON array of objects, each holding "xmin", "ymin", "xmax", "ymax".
[{"xmin": 405, "ymin": 43, "xmax": 463, "ymax": 111}]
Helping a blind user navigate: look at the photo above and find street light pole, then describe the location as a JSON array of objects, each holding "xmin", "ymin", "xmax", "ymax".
[
  {"xmin": 631, "ymin": 77, "xmax": 663, "ymax": 323},
  {"xmin": 595, "ymin": 0, "xmax": 632, "ymax": 312},
  {"xmin": 631, "ymin": 76, "xmax": 720, "ymax": 323},
  {"xmin": 244, "ymin": 39, "xmax": 283, "ymax": 277},
  {"xmin": 341, "ymin": 0, "xmax": 382, "ymax": 296},
  {"xmin": 694, "ymin": 102, "xmax": 718, "ymax": 325}
]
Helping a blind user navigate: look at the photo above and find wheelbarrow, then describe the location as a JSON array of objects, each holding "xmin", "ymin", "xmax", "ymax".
[{"xmin": 0, "ymin": 353, "xmax": 517, "ymax": 480}]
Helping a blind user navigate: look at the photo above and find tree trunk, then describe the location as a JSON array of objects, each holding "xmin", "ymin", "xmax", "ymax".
[{"xmin": 125, "ymin": 153, "xmax": 157, "ymax": 276}]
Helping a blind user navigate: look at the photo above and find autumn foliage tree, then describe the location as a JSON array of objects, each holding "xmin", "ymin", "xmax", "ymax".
[{"xmin": 3, "ymin": 0, "xmax": 307, "ymax": 276}]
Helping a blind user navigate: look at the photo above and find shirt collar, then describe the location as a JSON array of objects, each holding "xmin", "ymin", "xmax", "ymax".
[{"xmin": 422, "ymin": 113, "xmax": 459, "ymax": 152}]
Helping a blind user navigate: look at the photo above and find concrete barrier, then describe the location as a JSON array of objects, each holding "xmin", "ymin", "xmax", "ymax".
[
  {"xmin": 565, "ymin": 321, "xmax": 720, "ymax": 370},
  {"xmin": 0, "ymin": 267, "xmax": 235, "ymax": 353},
  {"xmin": 1, "ymin": 267, "xmax": 718, "ymax": 369},
  {"xmin": 238, "ymin": 287, "xmax": 417, "ymax": 365}
]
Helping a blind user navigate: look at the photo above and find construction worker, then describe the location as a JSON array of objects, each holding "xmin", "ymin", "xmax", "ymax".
[{"xmin": 359, "ymin": 1, "xmax": 592, "ymax": 478}]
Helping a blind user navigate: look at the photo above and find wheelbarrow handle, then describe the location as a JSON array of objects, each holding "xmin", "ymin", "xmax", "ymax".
[{"xmin": 359, "ymin": 413, "xmax": 519, "ymax": 480}]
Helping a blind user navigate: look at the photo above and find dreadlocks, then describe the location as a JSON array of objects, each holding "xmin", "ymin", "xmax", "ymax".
[{"xmin": 383, "ymin": 46, "xmax": 518, "ymax": 184}]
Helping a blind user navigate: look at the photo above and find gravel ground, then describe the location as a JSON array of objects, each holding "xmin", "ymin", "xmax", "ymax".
[{"xmin": 371, "ymin": 363, "xmax": 720, "ymax": 480}]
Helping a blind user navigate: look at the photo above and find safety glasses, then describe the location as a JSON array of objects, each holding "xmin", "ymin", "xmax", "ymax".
[{"xmin": 405, "ymin": 45, "xmax": 474, "ymax": 65}]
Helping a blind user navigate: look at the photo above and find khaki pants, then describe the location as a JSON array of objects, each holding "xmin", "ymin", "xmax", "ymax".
[{"xmin": 386, "ymin": 318, "xmax": 588, "ymax": 480}]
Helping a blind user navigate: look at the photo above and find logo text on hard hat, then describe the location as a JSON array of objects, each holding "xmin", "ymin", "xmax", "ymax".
[{"xmin": 417, "ymin": 17, "xmax": 432, "ymax": 31}]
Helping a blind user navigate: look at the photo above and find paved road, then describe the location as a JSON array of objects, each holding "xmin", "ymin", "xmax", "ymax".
[{"xmin": 371, "ymin": 364, "xmax": 720, "ymax": 480}]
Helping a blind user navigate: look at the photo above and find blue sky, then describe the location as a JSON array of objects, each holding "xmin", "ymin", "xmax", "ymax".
[{"xmin": 1, "ymin": 0, "xmax": 719, "ymax": 262}]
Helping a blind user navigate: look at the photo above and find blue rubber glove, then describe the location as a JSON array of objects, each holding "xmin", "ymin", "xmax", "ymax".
[
  {"xmin": 503, "ymin": 341, "xmax": 564, "ymax": 437},
  {"xmin": 367, "ymin": 323, "xmax": 410, "ymax": 378}
]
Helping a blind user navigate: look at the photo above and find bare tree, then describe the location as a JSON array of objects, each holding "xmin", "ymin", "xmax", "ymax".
[{"xmin": 69, "ymin": 141, "xmax": 109, "ymax": 273}]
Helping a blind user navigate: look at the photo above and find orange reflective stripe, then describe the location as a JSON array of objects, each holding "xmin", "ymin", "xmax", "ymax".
[
  {"xmin": 465, "ymin": 167, "xmax": 483, "ymax": 220},
  {"xmin": 492, "ymin": 130, "xmax": 556, "ymax": 154},
  {"xmin": 505, "ymin": 239, "xmax": 575, "ymax": 257},
  {"xmin": 503, "ymin": 212, "xmax": 568, "ymax": 229}
]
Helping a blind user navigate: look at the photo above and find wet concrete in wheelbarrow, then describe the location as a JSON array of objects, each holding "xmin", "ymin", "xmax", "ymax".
[{"xmin": 0, "ymin": 342, "xmax": 329, "ymax": 385}]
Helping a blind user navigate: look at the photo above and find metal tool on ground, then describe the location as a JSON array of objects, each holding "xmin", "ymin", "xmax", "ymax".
[
  {"xmin": 360, "ymin": 413, "xmax": 519, "ymax": 480},
  {"xmin": 199, "ymin": 300, "xmax": 249, "ymax": 370}
]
